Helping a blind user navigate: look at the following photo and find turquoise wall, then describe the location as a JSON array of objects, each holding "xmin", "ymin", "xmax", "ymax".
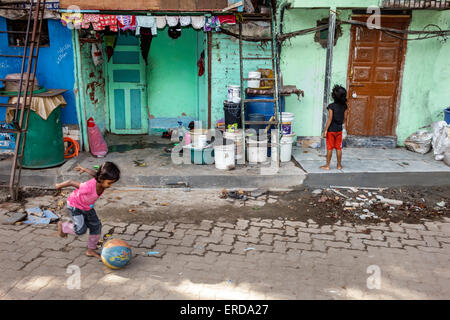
[
  {"xmin": 210, "ymin": 33, "xmax": 272, "ymax": 125},
  {"xmin": 396, "ymin": 10, "xmax": 450, "ymax": 144},
  {"xmin": 280, "ymin": 6, "xmax": 450, "ymax": 145},
  {"xmin": 147, "ymin": 27, "xmax": 204, "ymax": 120},
  {"xmin": 280, "ymin": 8, "xmax": 352, "ymax": 137}
]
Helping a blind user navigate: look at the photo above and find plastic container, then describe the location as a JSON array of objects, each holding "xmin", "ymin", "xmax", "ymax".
[
  {"xmin": 445, "ymin": 107, "xmax": 450, "ymax": 124},
  {"xmin": 247, "ymin": 71, "xmax": 261, "ymax": 89},
  {"xmin": 227, "ymin": 85, "xmax": 241, "ymax": 103},
  {"xmin": 190, "ymin": 129, "xmax": 208, "ymax": 148},
  {"xmin": 224, "ymin": 130, "xmax": 244, "ymax": 161},
  {"xmin": 248, "ymin": 113, "xmax": 265, "ymax": 135},
  {"xmin": 87, "ymin": 117, "xmax": 108, "ymax": 157},
  {"xmin": 184, "ymin": 131, "xmax": 191, "ymax": 145},
  {"xmin": 17, "ymin": 107, "xmax": 65, "ymax": 168},
  {"xmin": 280, "ymin": 112, "xmax": 295, "ymax": 134},
  {"xmin": 224, "ymin": 101, "xmax": 242, "ymax": 131},
  {"xmin": 280, "ymin": 133, "xmax": 295, "ymax": 162},
  {"xmin": 183, "ymin": 144, "xmax": 214, "ymax": 165},
  {"xmin": 214, "ymin": 143, "xmax": 235, "ymax": 170},
  {"xmin": 247, "ymin": 137, "xmax": 268, "ymax": 163},
  {"xmin": 245, "ymin": 95, "xmax": 286, "ymax": 135}
]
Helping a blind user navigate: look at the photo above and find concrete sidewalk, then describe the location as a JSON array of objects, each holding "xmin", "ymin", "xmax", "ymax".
[{"xmin": 293, "ymin": 147, "xmax": 450, "ymax": 188}]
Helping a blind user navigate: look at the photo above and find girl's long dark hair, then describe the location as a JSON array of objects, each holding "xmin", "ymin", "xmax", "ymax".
[
  {"xmin": 95, "ymin": 162, "xmax": 120, "ymax": 182},
  {"xmin": 332, "ymin": 84, "xmax": 348, "ymax": 105}
]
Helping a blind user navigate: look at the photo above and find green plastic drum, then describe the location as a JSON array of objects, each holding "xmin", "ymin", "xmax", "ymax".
[{"xmin": 17, "ymin": 106, "xmax": 65, "ymax": 169}]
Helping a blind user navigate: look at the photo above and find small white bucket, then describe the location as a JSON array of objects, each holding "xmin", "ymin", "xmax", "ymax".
[
  {"xmin": 224, "ymin": 130, "xmax": 244, "ymax": 161},
  {"xmin": 247, "ymin": 138, "xmax": 268, "ymax": 163},
  {"xmin": 214, "ymin": 143, "xmax": 235, "ymax": 170},
  {"xmin": 280, "ymin": 112, "xmax": 295, "ymax": 134},
  {"xmin": 247, "ymin": 71, "xmax": 261, "ymax": 89},
  {"xmin": 190, "ymin": 129, "xmax": 208, "ymax": 148},
  {"xmin": 280, "ymin": 133, "xmax": 295, "ymax": 162},
  {"xmin": 227, "ymin": 85, "xmax": 241, "ymax": 103}
]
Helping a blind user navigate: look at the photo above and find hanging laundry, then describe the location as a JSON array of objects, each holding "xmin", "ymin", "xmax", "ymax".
[
  {"xmin": 136, "ymin": 16, "xmax": 157, "ymax": 36},
  {"xmin": 197, "ymin": 50, "xmax": 205, "ymax": 77},
  {"xmin": 191, "ymin": 16, "xmax": 205, "ymax": 30},
  {"xmin": 168, "ymin": 22, "xmax": 182, "ymax": 39},
  {"xmin": 103, "ymin": 34, "xmax": 117, "ymax": 62},
  {"xmin": 179, "ymin": 16, "xmax": 191, "ymax": 27},
  {"xmin": 117, "ymin": 15, "xmax": 136, "ymax": 31},
  {"xmin": 166, "ymin": 16, "xmax": 179, "ymax": 27},
  {"xmin": 93, "ymin": 15, "xmax": 118, "ymax": 32},
  {"xmin": 204, "ymin": 16, "xmax": 221, "ymax": 32},
  {"xmin": 61, "ymin": 12, "xmax": 83, "ymax": 29},
  {"xmin": 218, "ymin": 15, "xmax": 236, "ymax": 25},
  {"xmin": 156, "ymin": 16, "xmax": 166, "ymax": 29},
  {"xmin": 139, "ymin": 27, "xmax": 153, "ymax": 65},
  {"xmin": 82, "ymin": 14, "xmax": 100, "ymax": 29}
]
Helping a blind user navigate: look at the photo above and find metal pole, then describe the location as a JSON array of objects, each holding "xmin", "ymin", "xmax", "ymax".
[{"xmin": 320, "ymin": 8, "xmax": 336, "ymax": 154}]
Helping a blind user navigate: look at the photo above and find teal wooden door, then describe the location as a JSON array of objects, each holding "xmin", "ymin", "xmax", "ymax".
[{"xmin": 107, "ymin": 35, "xmax": 148, "ymax": 134}]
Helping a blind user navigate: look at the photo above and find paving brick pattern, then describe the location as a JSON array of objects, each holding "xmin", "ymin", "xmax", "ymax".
[{"xmin": 0, "ymin": 217, "xmax": 449, "ymax": 300}]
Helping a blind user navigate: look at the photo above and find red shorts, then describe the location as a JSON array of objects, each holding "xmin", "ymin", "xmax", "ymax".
[{"xmin": 326, "ymin": 131, "xmax": 343, "ymax": 150}]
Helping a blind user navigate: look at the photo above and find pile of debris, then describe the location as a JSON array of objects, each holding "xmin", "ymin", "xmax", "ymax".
[
  {"xmin": 311, "ymin": 186, "xmax": 448, "ymax": 222},
  {"xmin": 219, "ymin": 188, "xmax": 279, "ymax": 208}
]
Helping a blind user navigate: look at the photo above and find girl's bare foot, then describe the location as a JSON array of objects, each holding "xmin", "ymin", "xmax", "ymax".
[
  {"xmin": 337, "ymin": 165, "xmax": 343, "ymax": 170},
  {"xmin": 57, "ymin": 221, "xmax": 67, "ymax": 238},
  {"xmin": 86, "ymin": 249, "xmax": 101, "ymax": 259},
  {"xmin": 320, "ymin": 165, "xmax": 330, "ymax": 170}
]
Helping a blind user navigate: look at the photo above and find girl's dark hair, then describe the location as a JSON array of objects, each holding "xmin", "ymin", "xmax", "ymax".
[
  {"xmin": 332, "ymin": 84, "xmax": 347, "ymax": 105},
  {"xmin": 95, "ymin": 162, "xmax": 120, "ymax": 182}
]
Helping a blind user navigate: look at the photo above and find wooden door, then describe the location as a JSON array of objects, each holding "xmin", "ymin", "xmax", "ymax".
[
  {"xmin": 346, "ymin": 16, "xmax": 410, "ymax": 137},
  {"xmin": 107, "ymin": 35, "xmax": 148, "ymax": 134}
]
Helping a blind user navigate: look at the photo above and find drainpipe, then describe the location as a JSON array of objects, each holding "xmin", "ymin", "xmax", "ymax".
[
  {"xmin": 73, "ymin": 29, "xmax": 90, "ymax": 152},
  {"xmin": 320, "ymin": 7, "xmax": 336, "ymax": 153}
]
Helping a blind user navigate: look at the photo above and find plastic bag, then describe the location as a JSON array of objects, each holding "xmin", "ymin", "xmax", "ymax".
[
  {"xmin": 87, "ymin": 117, "xmax": 108, "ymax": 157},
  {"xmin": 431, "ymin": 121, "xmax": 450, "ymax": 161},
  {"xmin": 404, "ymin": 129, "xmax": 433, "ymax": 154}
]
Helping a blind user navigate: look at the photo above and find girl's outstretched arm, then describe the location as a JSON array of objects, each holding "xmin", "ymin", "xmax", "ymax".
[
  {"xmin": 56, "ymin": 180, "xmax": 81, "ymax": 190},
  {"xmin": 75, "ymin": 164, "xmax": 97, "ymax": 177}
]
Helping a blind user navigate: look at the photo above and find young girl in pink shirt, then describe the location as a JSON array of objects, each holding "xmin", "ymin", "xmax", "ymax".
[{"xmin": 56, "ymin": 162, "xmax": 120, "ymax": 259}]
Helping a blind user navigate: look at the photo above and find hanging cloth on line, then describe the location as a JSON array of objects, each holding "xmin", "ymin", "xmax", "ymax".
[
  {"xmin": 117, "ymin": 15, "xmax": 136, "ymax": 32},
  {"xmin": 139, "ymin": 27, "xmax": 153, "ymax": 65},
  {"xmin": 204, "ymin": 16, "xmax": 221, "ymax": 32},
  {"xmin": 136, "ymin": 16, "xmax": 157, "ymax": 36},
  {"xmin": 103, "ymin": 35, "xmax": 117, "ymax": 62},
  {"xmin": 61, "ymin": 13, "xmax": 83, "ymax": 29},
  {"xmin": 156, "ymin": 16, "xmax": 167, "ymax": 29},
  {"xmin": 191, "ymin": 16, "xmax": 205, "ymax": 30}
]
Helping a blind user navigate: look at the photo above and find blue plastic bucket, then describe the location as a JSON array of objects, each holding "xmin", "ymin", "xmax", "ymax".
[{"xmin": 445, "ymin": 107, "xmax": 450, "ymax": 124}]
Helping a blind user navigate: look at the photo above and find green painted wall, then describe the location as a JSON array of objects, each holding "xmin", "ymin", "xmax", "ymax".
[
  {"xmin": 210, "ymin": 33, "xmax": 272, "ymax": 125},
  {"xmin": 280, "ymin": 8, "xmax": 352, "ymax": 137},
  {"xmin": 280, "ymin": 7, "xmax": 450, "ymax": 145},
  {"xmin": 147, "ymin": 27, "xmax": 204, "ymax": 120},
  {"xmin": 396, "ymin": 10, "xmax": 450, "ymax": 144}
]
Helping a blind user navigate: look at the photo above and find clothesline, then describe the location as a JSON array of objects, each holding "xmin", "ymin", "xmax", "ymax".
[{"xmin": 60, "ymin": 13, "xmax": 237, "ymax": 34}]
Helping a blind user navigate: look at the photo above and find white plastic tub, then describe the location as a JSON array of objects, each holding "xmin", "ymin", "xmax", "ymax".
[
  {"xmin": 280, "ymin": 133, "xmax": 295, "ymax": 162},
  {"xmin": 214, "ymin": 143, "xmax": 235, "ymax": 170},
  {"xmin": 247, "ymin": 138, "xmax": 268, "ymax": 163},
  {"xmin": 247, "ymin": 71, "xmax": 261, "ymax": 89},
  {"xmin": 280, "ymin": 112, "xmax": 295, "ymax": 134}
]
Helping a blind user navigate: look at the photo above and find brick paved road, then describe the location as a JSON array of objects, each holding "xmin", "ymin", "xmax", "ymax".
[{"xmin": 1, "ymin": 217, "xmax": 449, "ymax": 299}]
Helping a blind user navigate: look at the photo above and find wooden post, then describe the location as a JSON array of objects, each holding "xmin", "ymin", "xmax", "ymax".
[{"xmin": 321, "ymin": 8, "xmax": 336, "ymax": 153}]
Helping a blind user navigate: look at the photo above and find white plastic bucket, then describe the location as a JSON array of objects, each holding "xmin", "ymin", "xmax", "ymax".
[
  {"xmin": 227, "ymin": 85, "xmax": 241, "ymax": 103},
  {"xmin": 224, "ymin": 130, "xmax": 244, "ymax": 161},
  {"xmin": 280, "ymin": 112, "xmax": 295, "ymax": 134},
  {"xmin": 280, "ymin": 133, "xmax": 295, "ymax": 162},
  {"xmin": 247, "ymin": 138, "xmax": 268, "ymax": 163},
  {"xmin": 190, "ymin": 129, "xmax": 208, "ymax": 148},
  {"xmin": 247, "ymin": 71, "xmax": 261, "ymax": 89},
  {"xmin": 214, "ymin": 144, "xmax": 235, "ymax": 170}
]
